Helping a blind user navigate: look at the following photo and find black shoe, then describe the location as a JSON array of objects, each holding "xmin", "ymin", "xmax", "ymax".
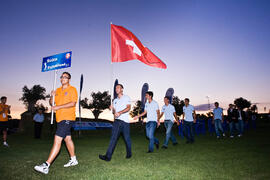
[
  {"xmin": 173, "ymin": 142, "xmax": 178, "ymax": 146},
  {"xmin": 99, "ymin": 154, "xmax": 111, "ymax": 162},
  {"xmin": 161, "ymin": 145, "xmax": 167, "ymax": 149},
  {"xmin": 155, "ymin": 143, "xmax": 159, "ymax": 149},
  {"xmin": 190, "ymin": 140, "xmax": 194, "ymax": 144},
  {"xmin": 126, "ymin": 155, "xmax": 132, "ymax": 159},
  {"xmin": 186, "ymin": 141, "xmax": 190, "ymax": 144},
  {"xmin": 147, "ymin": 150, "xmax": 153, "ymax": 153}
]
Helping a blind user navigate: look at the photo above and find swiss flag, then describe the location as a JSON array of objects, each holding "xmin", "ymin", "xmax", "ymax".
[{"xmin": 111, "ymin": 24, "xmax": 167, "ymax": 69}]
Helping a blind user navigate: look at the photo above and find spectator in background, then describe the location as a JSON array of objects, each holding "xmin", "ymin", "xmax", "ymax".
[
  {"xmin": 0, "ymin": 96, "xmax": 11, "ymax": 147},
  {"xmin": 212, "ymin": 102, "xmax": 225, "ymax": 138},
  {"xmin": 237, "ymin": 106, "xmax": 246, "ymax": 137},
  {"xmin": 251, "ymin": 113, "xmax": 257, "ymax": 129},
  {"xmin": 33, "ymin": 108, "xmax": 45, "ymax": 139},
  {"xmin": 227, "ymin": 104, "xmax": 238, "ymax": 138}
]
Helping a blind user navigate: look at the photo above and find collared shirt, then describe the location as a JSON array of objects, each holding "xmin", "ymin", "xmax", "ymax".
[
  {"xmin": 33, "ymin": 113, "xmax": 45, "ymax": 123},
  {"xmin": 183, "ymin": 105, "xmax": 195, "ymax": 122},
  {"xmin": 145, "ymin": 100, "xmax": 159, "ymax": 122},
  {"xmin": 213, "ymin": 107, "xmax": 223, "ymax": 120},
  {"xmin": 0, "ymin": 103, "xmax": 9, "ymax": 122},
  {"xmin": 55, "ymin": 85, "xmax": 78, "ymax": 123},
  {"xmin": 161, "ymin": 104, "xmax": 175, "ymax": 122},
  {"xmin": 113, "ymin": 95, "xmax": 131, "ymax": 123}
]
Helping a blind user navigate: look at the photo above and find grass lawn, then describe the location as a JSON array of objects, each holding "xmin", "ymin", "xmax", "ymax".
[{"xmin": 0, "ymin": 120, "xmax": 270, "ymax": 180}]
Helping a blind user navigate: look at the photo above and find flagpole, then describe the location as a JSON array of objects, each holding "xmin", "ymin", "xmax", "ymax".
[
  {"xmin": 51, "ymin": 70, "xmax": 58, "ymax": 124},
  {"xmin": 110, "ymin": 22, "xmax": 114, "ymax": 118}
]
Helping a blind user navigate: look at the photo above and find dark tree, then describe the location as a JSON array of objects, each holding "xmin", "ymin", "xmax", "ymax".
[
  {"xmin": 172, "ymin": 96, "xmax": 185, "ymax": 117},
  {"xmin": 129, "ymin": 100, "xmax": 142, "ymax": 118},
  {"xmin": 81, "ymin": 91, "xmax": 111, "ymax": 120},
  {"xmin": 20, "ymin": 85, "xmax": 48, "ymax": 113},
  {"xmin": 234, "ymin": 97, "xmax": 251, "ymax": 110}
]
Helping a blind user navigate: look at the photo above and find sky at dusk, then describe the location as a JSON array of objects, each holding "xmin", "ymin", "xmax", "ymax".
[{"xmin": 0, "ymin": 0, "xmax": 270, "ymax": 120}]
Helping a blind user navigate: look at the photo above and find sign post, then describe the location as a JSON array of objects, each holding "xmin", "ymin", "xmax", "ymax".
[{"xmin": 42, "ymin": 51, "xmax": 72, "ymax": 124}]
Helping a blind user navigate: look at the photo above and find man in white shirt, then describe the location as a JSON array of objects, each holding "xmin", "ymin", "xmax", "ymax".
[
  {"xmin": 159, "ymin": 96, "xmax": 179, "ymax": 149},
  {"xmin": 134, "ymin": 91, "xmax": 160, "ymax": 153},
  {"xmin": 99, "ymin": 84, "xmax": 131, "ymax": 161},
  {"xmin": 33, "ymin": 108, "xmax": 45, "ymax": 139},
  {"xmin": 182, "ymin": 98, "xmax": 196, "ymax": 144}
]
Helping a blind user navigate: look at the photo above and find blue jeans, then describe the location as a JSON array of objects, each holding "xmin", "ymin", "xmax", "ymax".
[
  {"xmin": 229, "ymin": 122, "xmax": 236, "ymax": 136},
  {"xmin": 106, "ymin": 119, "xmax": 131, "ymax": 159},
  {"xmin": 214, "ymin": 119, "xmax": 224, "ymax": 137},
  {"xmin": 183, "ymin": 121, "xmax": 194, "ymax": 142},
  {"xmin": 146, "ymin": 121, "xmax": 159, "ymax": 152},
  {"xmin": 238, "ymin": 120, "xmax": 244, "ymax": 135},
  {"xmin": 163, "ymin": 120, "xmax": 177, "ymax": 147}
]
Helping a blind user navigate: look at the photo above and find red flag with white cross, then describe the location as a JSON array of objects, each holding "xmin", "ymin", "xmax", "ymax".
[{"xmin": 111, "ymin": 24, "xmax": 167, "ymax": 69}]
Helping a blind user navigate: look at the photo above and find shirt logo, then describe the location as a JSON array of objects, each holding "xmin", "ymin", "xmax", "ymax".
[{"xmin": 65, "ymin": 92, "xmax": 68, "ymax": 96}]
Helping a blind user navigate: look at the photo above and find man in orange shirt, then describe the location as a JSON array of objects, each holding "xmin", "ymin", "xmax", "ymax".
[
  {"xmin": 0, "ymin": 96, "xmax": 11, "ymax": 147},
  {"xmin": 34, "ymin": 72, "xmax": 78, "ymax": 174}
]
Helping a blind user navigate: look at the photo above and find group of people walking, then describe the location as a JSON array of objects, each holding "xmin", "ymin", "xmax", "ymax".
[
  {"xmin": 0, "ymin": 71, "xmax": 255, "ymax": 175},
  {"xmin": 33, "ymin": 71, "xmax": 198, "ymax": 174},
  {"xmin": 213, "ymin": 102, "xmax": 250, "ymax": 139}
]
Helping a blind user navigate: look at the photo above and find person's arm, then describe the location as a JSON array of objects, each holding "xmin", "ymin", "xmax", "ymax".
[
  {"xmin": 52, "ymin": 101, "xmax": 76, "ymax": 111},
  {"xmin": 115, "ymin": 104, "xmax": 131, "ymax": 118},
  {"xmin": 193, "ymin": 110, "xmax": 196, "ymax": 123},
  {"xmin": 182, "ymin": 112, "xmax": 185, "ymax": 122},
  {"xmin": 159, "ymin": 112, "xmax": 164, "ymax": 121},
  {"xmin": 157, "ymin": 110, "xmax": 161, "ymax": 127},
  {"xmin": 134, "ymin": 111, "xmax": 147, "ymax": 120},
  {"xmin": 173, "ymin": 112, "xmax": 179, "ymax": 125},
  {"xmin": 49, "ymin": 91, "xmax": 56, "ymax": 106}
]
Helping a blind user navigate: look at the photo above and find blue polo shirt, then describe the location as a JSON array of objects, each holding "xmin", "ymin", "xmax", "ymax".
[
  {"xmin": 33, "ymin": 113, "xmax": 44, "ymax": 123},
  {"xmin": 213, "ymin": 107, "xmax": 223, "ymax": 120}
]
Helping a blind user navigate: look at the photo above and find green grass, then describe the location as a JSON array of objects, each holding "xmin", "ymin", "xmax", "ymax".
[{"xmin": 0, "ymin": 120, "xmax": 270, "ymax": 180}]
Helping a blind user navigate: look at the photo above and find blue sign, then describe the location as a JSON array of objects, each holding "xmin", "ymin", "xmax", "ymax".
[{"xmin": 42, "ymin": 51, "xmax": 72, "ymax": 72}]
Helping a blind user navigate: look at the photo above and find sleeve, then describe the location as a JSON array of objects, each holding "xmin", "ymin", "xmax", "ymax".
[
  {"xmin": 70, "ymin": 87, "xmax": 78, "ymax": 103},
  {"xmin": 155, "ymin": 102, "xmax": 159, "ymax": 111},
  {"xmin": 126, "ymin": 96, "xmax": 131, "ymax": 105},
  {"xmin": 172, "ymin": 106, "xmax": 176, "ymax": 113},
  {"xmin": 191, "ymin": 105, "xmax": 195, "ymax": 111},
  {"xmin": 161, "ymin": 106, "xmax": 165, "ymax": 113},
  {"xmin": 33, "ymin": 114, "xmax": 37, "ymax": 121}
]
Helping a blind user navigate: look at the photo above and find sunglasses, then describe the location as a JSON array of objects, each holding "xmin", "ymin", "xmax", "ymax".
[{"xmin": 60, "ymin": 76, "xmax": 70, "ymax": 79}]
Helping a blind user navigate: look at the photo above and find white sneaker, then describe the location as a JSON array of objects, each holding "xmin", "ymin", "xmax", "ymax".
[
  {"xmin": 217, "ymin": 136, "xmax": 220, "ymax": 139},
  {"xmin": 222, "ymin": 133, "xmax": 226, "ymax": 137},
  {"xmin": 3, "ymin": 142, "xmax": 9, "ymax": 147},
  {"xmin": 34, "ymin": 163, "xmax": 49, "ymax": 174},
  {"xmin": 230, "ymin": 135, "xmax": 234, "ymax": 138},
  {"xmin": 238, "ymin": 134, "xmax": 242, "ymax": 137},
  {"xmin": 64, "ymin": 159, "xmax": 78, "ymax": 167}
]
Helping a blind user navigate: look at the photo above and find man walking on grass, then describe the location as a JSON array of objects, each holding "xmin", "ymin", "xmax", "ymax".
[
  {"xmin": 182, "ymin": 98, "xmax": 196, "ymax": 144},
  {"xmin": 99, "ymin": 84, "xmax": 132, "ymax": 161},
  {"xmin": 213, "ymin": 102, "xmax": 225, "ymax": 139},
  {"xmin": 34, "ymin": 72, "xmax": 78, "ymax": 174},
  {"xmin": 159, "ymin": 96, "xmax": 179, "ymax": 149},
  {"xmin": 134, "ymin": 91, "xmax": 160, "ymax": 153}
]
